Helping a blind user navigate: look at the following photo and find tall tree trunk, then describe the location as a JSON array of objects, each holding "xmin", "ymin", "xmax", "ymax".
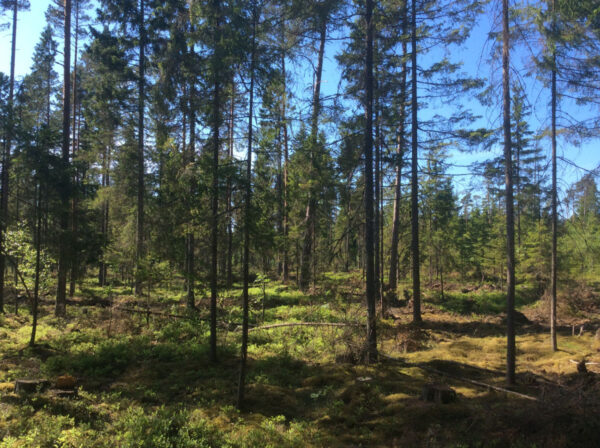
[
  {"xmin": 299, "ymin": 20, "xmax": 326, "ymax": 291},
  {"xmin": 134, "ymin": 0, "xmax": 146, "ymax": 296},
  {"xmin": 516, "ymin": 130, "xmax": 521, "ymax": 247},
  {"xmin": 550, "ymin": 0, "xmax": 558, "ymax": 351},
  {"xmin": 374, "ymin": 59, "xmax": 381, "ymax": 314},
  {"xmin": 209, "ymin": 0, "xmax": 222, "ymax": 363},
  {"xmin": 237, "ymin": 5, "xmax": 256, "ymax": 409},
  {"xmin": 410, "ymin": 0, "xmax": 421, "ymax": 324},
  {"xmin": 56, "ymin": 0, "xmax": 72, "ymax": 317},
  {"xmin": 281, "ymin": 44, "xmax": 290, "ymax": 283},
  {"xmin": 379, "ymin": 129, "xmax": 384, "ymax": 308},
  {"xmin": 226, "ymin": 76, "xmax": 235, "ymax": 289},
  {"xmin": 30, "ymin": 182, "xmax": 42, "ymax": 346},
  {"xmin": 0, "ymin": 0, "xmax": 18, "ymax": 314},
  {"xmin": 502, "ymin": 0, "xmax": 516, "ymax": 385},
  {"xmin": 69, "ymin": 0, "xmax": 81, "ymax": 298},
  {"xmin": 388, "ymin": 4, "xmax": 409, "ymax": 300},
  {"xmin": 99, "ymin": 144, "xmax": 110, "ymax": 286},
  {"xmin": 186, "ymin": 70, "xmax": 197, "ymax": 309},
  {"xmin": 364, "ymin": 0, "xmax": 377, "ymax": 363}
]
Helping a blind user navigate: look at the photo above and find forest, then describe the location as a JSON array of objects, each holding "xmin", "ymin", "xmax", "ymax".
[{"xmin": 0, "ymin": 0, "xmax": 600, "ymax": 446}]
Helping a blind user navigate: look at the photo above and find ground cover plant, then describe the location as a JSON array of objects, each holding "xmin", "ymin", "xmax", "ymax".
[{"xmin": 2, "ymin": 272, "xmax": 600, "ymax": 447}]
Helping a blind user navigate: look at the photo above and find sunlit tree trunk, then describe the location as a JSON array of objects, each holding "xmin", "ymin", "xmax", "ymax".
[
  {"xmin": 364, "ymin": 0, "xmax": 377, "ymax": 362},
  {"xmin": 502, "ymin": 0, "xmax": 516, "ymax": 385},
  {"xmin": 209, "ymin": 0, "xmax": 222, "ymax": 362},
  {"xmin": 237, "ymin": 4, "xmax": 256, "ymax": 409},
  {"xmin": 30, "ymin": 182, "xmax": 42, "ymax": 346},
  {"xmin": 134, "ymin": 0, "xmax": 146, "ymax": 297},
  {"xmin": 388, "ymin": 2, "xmax": 408, "ymax": 303},
  {"xmin": 299, "ymin": 19, "xmax": 326, "ymax": 291},
  {"xmin": 550, "ymin": 0, "xmax": 558, "ymax": 352},
  {"xmin": 226, "ymin": 77, "xmax": 235, "ymax": 289},
  {"xmin": 0, "ymin": 0, "xmax": 18, "ymax": 314},
  {"xmin": 56, "ymin": 0, "xmax": 72, "ymax": 317},
  {"xmin": 410, "ymin": 0, "xmax": 421, "ymax": 324},
  {"xmin": 69, "ymin": 0, "xmax": 81, "ymax": 298},
  {"xmin": 281, "ymin": 45, "xmax": 290, "ymax": 283}
]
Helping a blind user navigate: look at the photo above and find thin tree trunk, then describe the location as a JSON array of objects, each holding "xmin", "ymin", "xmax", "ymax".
[
  {"xmin": 69, "ymin": 0, "xmax": 81, "ymax": 298},
  {"xmin": 388, "ymin": 5, "xmax": 408, "ymax": 300},
  {"xmin": 281, "ymin": 44, "xmax": 290, "ymax": 283},
  {"xmin": 379, "ymin": 129, "xmax": 384, "ymax": 308},
  {"xmin": 0, "ymin": 0, "xmax": 18, "ymax": 314},
  {"xmin": 209, "ymin": 0, "xmax": 222, "ymax": 363},
  {"xmin": 502, "ymin": 0, "xmax": 516, "ymax": 385},
  {"xmin": 410, "ymin": 0, "xmax": 421, "ymax": 324},
  {"xmin": 135, "ymin": 0, "xmax": 146, "ymax": 296},
  {"xmin": 550, "ymin": 1, "xmax": 558, "ymax": 351},
  {"xmin": 30, "ymin": 182, "xmax": 42, "ymax": 347},
  {"xmin": 516, "ymin": 129, "xmax": 521, "ymax": 247},
  {"xmin": 237, "ymin": 5, "xmax": 256, "ymax": 409},
  {"xmin": 226, "ymin": 76, "xmax": 235, "ymax": 289},
  {"xmin": 56, "ymin": 0, "xmax": 72, "ymax": 317},
  {"xmin": 99, "ymin": 144, "xmax": 110, "ymax": 286},
  {"xmin": 364, "ymin": 0, "xmax": 377, "ymax": 363},
  {"xmin": 299, "ymin": 20, "xmax": 326, "ymax": 291},
  {"xmin": 186, "ymin": 69, "xmax": 197, "ymax": 309},
  {"xmin": 374, "ymin": 57, "xmax": 381, "ymax": 315},
  {"xmin": 277, "ymin": 122, "xmax": 283, "ymax": 277}
]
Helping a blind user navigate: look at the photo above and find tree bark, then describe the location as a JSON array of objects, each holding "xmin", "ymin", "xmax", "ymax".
[
  {"xmin": 226, "ymin": 76, "xmax": 235, "ymax": 289},
  {"xmin": 134, "ymin": 0, "xmax": 146, "ymax": 296},
  {"xmin": 56, "ymin": 0, "xmax": 72, "ymax": 317},
  {"xmin": 502, "ymin": 0, "xmax": 516, "ymax": 385},
  {"xmin": 186, "ymin": 64, "xmax": 197, "ymax": 309},
  {"xmin": 388, "ymin": 13, "xmax": 408, "ymax": 297},
  {"xmin": 374, "ymin": 57, "xmax": 381, "ymax": 314},
  {"xmin": 0, "ymin": 0, "xmax": 18, "ymax": 314},
  {"xmin": 69, "ymin": 0, "xmax": 81, "ymax": 298},
  {"xmin": 550, "ymin": 0, "xmax": 558, "ymax": 352},
  {"xmin": 281, "ymin": 42, "xmax": 290, "ymax": 283},
  {"xmin": 388, "ymin": 2, "xmax": 409, "ymax": 300},
  {"xmin": 299, "ymin": 19, "xmax": 326, "ymax": 291},
  {"xmin": 209, "ymin": 0, "xmax": 222, "ymax": 363},
  {"xmin": 364, "ymin": 0, "xmax": 377, "ymax": 363},
  {"xmin": 410, "ymin": 0, "xmax": 421, "ymax": 324},
  {"xmin": 30, "ymin": 182, "xmax": 42, "ymax": 346},
  {"xmin": 99, "ymin": 144, "xmax": 110, "ymax": 286},
  {"xmin": 237, "ymin": 5, "xmax": 256, "ymax": 409}
]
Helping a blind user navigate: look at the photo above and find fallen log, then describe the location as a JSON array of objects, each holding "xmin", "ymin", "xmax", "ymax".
[
  {"xmin": 248, "ymin": 321, "xmax": 364, "ymax": 332},
  {"xmin": 113, "ymin": 306, "xmax": 191, "ymax": 320},
  {"xmin": 380, "ymin": 353, "xmax": 538, "ymax": 401}
]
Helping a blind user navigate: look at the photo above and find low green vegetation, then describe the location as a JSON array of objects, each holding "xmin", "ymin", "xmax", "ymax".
[{"xmin": 1, "ymin": 273, "xmax": 600, "ymax": 447}]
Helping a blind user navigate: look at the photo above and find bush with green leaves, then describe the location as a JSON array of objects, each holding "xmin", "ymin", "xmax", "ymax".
[{"xmin": 4, "ymin": 224, "xmax": 55, "ymax": 297}]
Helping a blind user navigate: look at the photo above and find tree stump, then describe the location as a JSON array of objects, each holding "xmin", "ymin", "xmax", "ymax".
[
  {"xmin": 50, "ymin": 389, "xmax": 78, "ymax": 399},
  {"xmin": 14, "ymin": 379, "xmax": 50, "ymax": 394},
  {"xmin": 55, "ymin": 374, "xmax": 77, "ymax": 390},
  {"xmin": 421, "ymin": 383, "xmax": 457, "ymax": 404}
]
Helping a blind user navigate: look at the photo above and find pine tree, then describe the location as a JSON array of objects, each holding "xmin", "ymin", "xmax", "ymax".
[
  {"xmin": 364, "ymin": 0, "xmax": 377, "ymax": 363},
  {"xmin": 0, "ymin": 0, "xmax": 30, "ymax": 314},
  {"xmin": 502, "ymin": 0, "xmax": 516, "ymax": 386},
  {"xmin": 55, "ymin": 0, "xmax": 72, "ymax": 317}
]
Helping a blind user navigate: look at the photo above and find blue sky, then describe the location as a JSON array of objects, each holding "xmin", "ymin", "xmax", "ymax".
[{"xmin": 1, "ymin": 0, "xmax": 598, "ymax": 205}]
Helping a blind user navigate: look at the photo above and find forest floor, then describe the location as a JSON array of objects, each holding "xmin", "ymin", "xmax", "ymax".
[{"xmin": 1, "ymin": 273, "xmax": 600, "ymax": 447}]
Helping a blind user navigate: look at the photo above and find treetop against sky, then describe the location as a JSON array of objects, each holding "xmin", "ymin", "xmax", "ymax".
[{"xmin": 1, "ymin": 0, "xmax": 598, "ymax": 207}]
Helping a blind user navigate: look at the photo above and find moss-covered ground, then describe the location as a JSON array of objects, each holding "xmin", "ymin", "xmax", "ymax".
[{"xmin": 1, "ymin": 273, "xmax": 600, "ymax": 447}]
